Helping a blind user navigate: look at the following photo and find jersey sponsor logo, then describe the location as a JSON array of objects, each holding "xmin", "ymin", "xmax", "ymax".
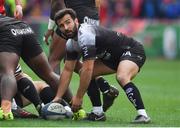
[
  {"xmin": 122, "ymin": 51, "xmax": 131, "ymax": 57},
  {"xmin": 127, "ymin": 92, "xmax": 137, "ymax": 107},
  {"xmin": 11, "ymin": 27, "xmax": 34, "ymax": 36},
  {"xmin": 83, "ymin": 16, "xmax": 99, "ymax": 25},
  {"xmin": 116, "ymin": 32, "xmax": 123, "ymax": 37},
  {"xmin": 82, "ymin": 46, "xmax": 88, "ymax": 57}
]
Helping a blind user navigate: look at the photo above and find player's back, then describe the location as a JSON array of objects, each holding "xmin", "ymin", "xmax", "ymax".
[
  {"xmin": 79, "ymin": 24, "xmax": 139, "ymax": 53},
  {"xmin": 0, "ymin": 15, "xmax": 22, "ymax": 28},
  {"xmin": 64, "ymin": 0, "xmax": 99, "ymax": 23},
  {"xmin": 64, "ymin": 0, "xmax": 96, "ymax": 8}
]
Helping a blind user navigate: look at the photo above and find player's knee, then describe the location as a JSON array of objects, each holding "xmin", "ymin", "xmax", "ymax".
[{"xmin": 116, "ymin": 74, "xmax": 129, "ymax": 86}]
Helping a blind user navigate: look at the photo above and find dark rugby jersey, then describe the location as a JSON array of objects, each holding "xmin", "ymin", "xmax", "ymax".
[
  {"xmin": 64, "ymin": 0, "xmax": 99, "ymax": 23},
  {"xmin": 66, "ymin": 24, "xmax": 141, "ymax": 61},
  {"xmin": 0, "ymin": 15, "xmax": 22, "ymax": 27}
]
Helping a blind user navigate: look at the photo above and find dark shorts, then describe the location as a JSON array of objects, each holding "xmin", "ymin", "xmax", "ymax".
[
  {"xmin": 101, "ymin": 44, "xmax": 146, "ymax": 71},
  {"xmin": 0, "ymin": 22, "xmax": 43, "ymax": 62}
]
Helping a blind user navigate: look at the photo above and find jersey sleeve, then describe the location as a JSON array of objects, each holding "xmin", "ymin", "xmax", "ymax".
[
  {"xmin": 78, "ymin": 24, "xmax": 96, "ymax": 61},
  {"xmin": 66, "ymin": 39, "xmax": 80, "ymax": 60}
]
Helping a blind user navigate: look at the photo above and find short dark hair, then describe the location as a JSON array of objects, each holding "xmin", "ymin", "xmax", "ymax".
[{"xmin": 54, "ymin": 8, "xmax": 77, "ymax": 25}]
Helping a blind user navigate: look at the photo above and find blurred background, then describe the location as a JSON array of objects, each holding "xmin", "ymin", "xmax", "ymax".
[{"xmin": 4, "ymin": 0, "xmax": 180, "ymax": 59}]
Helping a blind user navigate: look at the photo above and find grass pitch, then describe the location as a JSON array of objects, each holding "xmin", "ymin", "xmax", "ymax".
[{"xmin": 0, "ymin": 58, "xmax": 180, "ymax": 127}]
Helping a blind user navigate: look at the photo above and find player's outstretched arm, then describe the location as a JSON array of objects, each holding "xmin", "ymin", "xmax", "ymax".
[
  {"xmin": 14, "ymin": 0, "xmax": 23, "ymax": 20},
  {"xmin": 72, "ymin": 59, "xmax": 94, "ymax": 112},
  {"xmin": 53, "ymin": 60, "xmax": 77, "ymax": 102}
]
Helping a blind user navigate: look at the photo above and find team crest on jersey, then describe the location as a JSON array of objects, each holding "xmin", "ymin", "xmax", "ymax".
[
  {"xmin": 11, "ymin": 27, "xmax": 34, "ymax": 36},
  {"xmin": 122, "ymin": 51, "xmax": 131, "ymax": 56}
]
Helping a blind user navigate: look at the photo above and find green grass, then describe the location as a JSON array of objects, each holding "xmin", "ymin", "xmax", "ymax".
[{"xmin": 1, "ymin": 58, "xmax": 180, "ymax": 127}]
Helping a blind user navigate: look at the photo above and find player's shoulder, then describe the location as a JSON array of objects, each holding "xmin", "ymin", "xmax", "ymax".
[
  {"xmin": 79, "ymin": 23, "xmax": 92, "ymax": 30},
  {"xmin": 79, "ymin": 23, "xmax": 95, "ymax": 35},
  {"xmin": 66, "ymin": 39, "xmax": 79, "ymax": 52}
]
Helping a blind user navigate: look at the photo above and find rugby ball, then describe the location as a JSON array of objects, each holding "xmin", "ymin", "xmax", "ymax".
[{"xmin": 41, "ymin": 102, "xmax": 67, "ymax": 120}]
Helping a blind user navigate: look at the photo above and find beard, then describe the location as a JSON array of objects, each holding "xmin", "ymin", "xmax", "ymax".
[{"xmin": 63, "ymin": 24, "xmax": 78, "ymax": 39}]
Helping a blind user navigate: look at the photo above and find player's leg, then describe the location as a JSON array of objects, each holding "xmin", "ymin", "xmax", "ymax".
[
  {"xmin": 16, "ymin": 73, "xmax": 43, "ymax": 114},
  {"xmin": 75, "ymin": 61, "xmax": 119, "ymax": 112},
  {"xmin": 86, "ymin": 79, "xmax": 106, "ymax": 121},
  {"xmin": 116, "ymin": 59, "xmax": 150, "ymax": 123},
  {"xmin": 13, "ymin": 81, "xmax": 55, "ymax": 118},
  {"xmin": 92, "ymin": 60, "xmax": 119, "ymax": 112},
  {"xmin": 0, "ymin": 52, "xmax": 19, "ymax": 120},
  {"xmin": 24, "ymin": 53, "xmax": 72, "ymax": 103},
  {"xmin": 16, "ymin": 81, "xmax": 51, "ymax": 107},
  {"xmin": 83, "ymin": 60, "xmax": 116, "ymax": 121},
  {"xmin": 75, "ymin": 61, "xmax": 112, "ymax": 94},
  {"xmin": 95, "ymin": 76, "xmax": 119, "ymax": 112},
  {"xmin": 13, "ymin": 93, "xmax": 39, "ymax": 118},
  {"xmin": 74, "ymin": 61, "xmax": 103, "ymax": 116},
  {"xmin": 33, "ymin": 81, "xmax": 55, "ymax": 104},
  {"xmin": 21, "ymin": 33, "xmax": 72, "ymax": 104},
  {"xmin": 48, "ymin": 32, "xmax": 66, "ymax": 74}
]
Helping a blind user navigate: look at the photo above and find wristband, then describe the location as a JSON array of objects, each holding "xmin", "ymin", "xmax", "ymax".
[{"xmin": 48, "ymin": 19, "xmax": 55, "ymax": 30}]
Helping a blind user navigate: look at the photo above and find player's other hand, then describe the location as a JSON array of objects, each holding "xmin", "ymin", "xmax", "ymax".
[
  {"xmin": 43, "ymin": 29, "xmax": 54, "ymax": 45},
  {"xmin": 14, "ymin": 5, "xmax": 23, "ymax": 20},
  {"xmin": 71, "ymin": 96, "xmax": 82, "ymax": 112}
]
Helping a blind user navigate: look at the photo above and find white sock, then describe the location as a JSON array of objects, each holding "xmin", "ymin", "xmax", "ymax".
[
  {"xmin": 11, "ymin": 99, "xmax": 17, "ymax": 110},
  {"xmin": 92, "ymin": 106, "xmax": 103, "ymax": 115},
  {"xmin": 137, "ymin": 109, "xmax": 148, "ymax": 117}
]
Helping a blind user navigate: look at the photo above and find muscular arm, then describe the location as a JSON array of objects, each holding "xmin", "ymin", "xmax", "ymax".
[
  {"xmin": 76, "ymin": 59, "xmax": 94, "ymax": 99},
  {"xmin": 54, "ymin": 60, "xmax": 77, "ymax": 101}
]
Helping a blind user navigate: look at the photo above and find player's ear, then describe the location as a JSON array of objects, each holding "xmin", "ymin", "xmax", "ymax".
[{"xmin": 74, "ymin": 18, "xmax": 78, "ymax": 24}]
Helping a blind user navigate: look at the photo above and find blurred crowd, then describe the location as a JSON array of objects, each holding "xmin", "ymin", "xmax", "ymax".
[
  {"xmin": 5, "ymin": 0, "xmax": 55, "ymax": 18},
  {"xmin": 5, "ymin": 0, "xmax": 180, "ymax": 25},
  {"xmin": 100, "ymin": 0, "xmax": 180, "ymax": 26}
]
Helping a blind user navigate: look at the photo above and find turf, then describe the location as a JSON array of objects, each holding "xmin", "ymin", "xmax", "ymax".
[{"xmin": 0, "ymin": 58, "xmax": 180, "ymax": 127}]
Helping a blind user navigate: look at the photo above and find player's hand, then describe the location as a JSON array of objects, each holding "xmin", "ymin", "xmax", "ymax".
[
  {"xmin": 71, "ymin": 96, "xmax": 82, "ymax": 112},
  {"xmin": 52, "ymin": 97, "xmax": 62, "ymax": 103},
  {"xmin": 14, "ymin": 5, "xmax": 23, "ymax": 20},
  {"xmin": 43, "ymin": 29, "xmax": 54, "ymax": 45}
]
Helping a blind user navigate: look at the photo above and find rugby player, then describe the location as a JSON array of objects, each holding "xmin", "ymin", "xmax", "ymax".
[
  {"xmin": 44, "ymin": 0, "xmax": 119, "ymax": 121},
  {"xmin": 53, "ymin": 8, "xmax": 151, "ymax": 123},
  {"xmin": 0, "ymin": 15, "xmax": 67, "ymax": 120}
]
